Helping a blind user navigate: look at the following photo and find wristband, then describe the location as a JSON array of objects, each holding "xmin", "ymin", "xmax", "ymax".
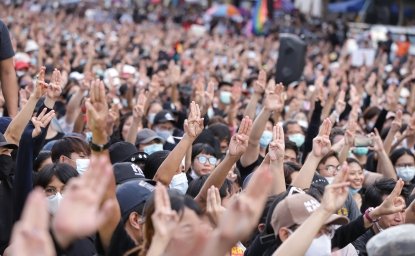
[
  {"xmin": 364, "ymin": 207, "xmax": 380, "ymax": 223},
  {"xmin": 90, "ymin": 141, "xmax": 110, "ymax": 152}
]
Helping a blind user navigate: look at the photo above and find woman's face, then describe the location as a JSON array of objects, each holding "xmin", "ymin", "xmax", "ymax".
[
  {"xmin": 45, "ymin": 176, "xmax": 65, "ymax": 197},
  {"xmin": 164, "ymin": 208, "xmax": 212, "ymax": 255},
  {"xmin": 395, "ymin": 153, "xmax": 415, "ymax": 169},
  {"xmin": 192, "ymin": 153, "xmax": 217, "ymax": 176},
  {"xmin": 347, "ymin": 162, "xmax": 364, "ymax": 189},
  {"xmin": 318, "ymin": 156, "xmax": 340, "ymax": 178}
]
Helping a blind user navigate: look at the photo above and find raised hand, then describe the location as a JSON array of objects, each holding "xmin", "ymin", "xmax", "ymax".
[
  {"xmin": 33, "ymin": 66, "xmax": 48, "ymax": 99},
  {"xmin": 264, "ymin": 80, "xmax": 285, "ymax": 112},
  {"xmin": 344, "ymin": 120, "xmax": 357, "ymax": 147},
  {"xmin": 31, "ymin": 108, "xmax": 56, "ymax": 138},
  {"xmin": 391, "ymin": 109, "xmax": 403, "ymax": 133},
  {"xmin": 206, "ymin": 186, "xmax": 226, "ymax": 227},
  {"xmin": 184, "ymin": 101, "xmax": 204, "ymax": 138},
  {"xmin": 253, "ymin": 69, "xmax": 266, "ymax": 95},
  {"xmin": 320, "ymin": 162, "xmax": 350, "ymax": 213},
  {"xmin": 151, "ymin": 183, "xmax": 180, "ymax": 240},
  {"xmin": 228, "ymin": 116, "xmax": 252, "ymax": 157},
  {"xmin": 335, "ymin": 90, "xmax": 346, "ymax": 115},
  {"xmin": 47, "ymin": 68, "xmax": 63, "ymax": 101},
  {"xmin": 373, "ymin": 179, "xmax": 406, "ymax": 217},
  {"xmin": 148, "ymin": 75, "xmax": 161, "ymax": 100},
  {"xmin": 85, "ymin": 79, "xmax": 109, "ymax": 138},
  {"xmin": 52, "ymin": 155, "xmax": 115, "ymax": 248},
  {"xmin": 268, "ymin": 124, "xmax": 285, "ymax": 161},
  {"xmin": 8, "ymin": 189, "xmax": 54, "ymax": 256},
  {"xmin": 132, "ymin": 90, "xmax": 147, "ymax": 121},
  {"xmin": 312, "ymin": 118, "xmax": 332, "ymax": 158},
  {"xmin": 168, "ymin": 61, "xmax": 181, "ymax": 86},
  {"xmin": 370, "ymin": 128, "xmax": 385, "ymax": 153}
]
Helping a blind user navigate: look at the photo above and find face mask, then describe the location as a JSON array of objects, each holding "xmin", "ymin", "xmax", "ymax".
[
  {"xmin": 76, "ymin": 159, "xmax": 90, "ymax": 175},
  {"xmin": 220, "ymin": 91, "xmax": 232, "ymax": 105},
  {"xmin": 155, "ymin": 128, "xmax": 173, "ymax": 141},
  {"xmin": 396, "ymin": 166, "xmax": 415, "ymax": 182},
  {"xmin": 121, "ymin": 98, "xmax": 128, "ymax": 107},
  {"xmin": 352, "ymin": 147, "xmax": 369, "ymax": 156},
  {"xmin": 143, "ymin": 143, "xmax": 163, "ymax": 155},
  {"xmin": 288, "ymin": 133, "xmax": 305, "ymax": 148},
  {"xmin": 169, "ymin": 172, "xmax": 189, "ymax": 195},
  {"xmin": 207, "ymin": 107, "xmax": 215, "ymax": 118},
  {"xmin": 325, "ymin": 176, "xmax": 334, "ymax": 184},
  {"xmin": 147, "ymin": 113, "xmax": 156, "ymax": 124},
  {"xmin": 304, "ymin": 234, "xmax": 332, "ymax": 256},
  {"xmin": 399, "ymin": 97, "xmax": 407, "ymax": 106},
  {"xmin": 298, "ymin": 120, "xmax": 309, "ymax": 129},
  {"xmin": 47, "ymin": 192, "xmax": 63, "ymax": 215},
  {"xmin": 0, "ymin": 155, "xmax": 14, "ymax": 178},
  {"xmin": 349, "ymin": 187, "xmax": 361, "ymax": 195},
  {"xmin": 259, "ymin": 130, "xmax": 273, "ymax": 149}
]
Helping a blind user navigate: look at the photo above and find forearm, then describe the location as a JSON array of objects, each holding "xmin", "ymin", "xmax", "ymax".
[
  {"xmin": 4, "ymin": 95, "xmax": 39, "ymax": 145},
  {"xmin": 98, "ymin": 201, "xmax": 121, "ymax": 251},
  {"xmin": 65, "ymin": 90, "xmax": 84, "ymax": 125},
  {"xmin": 146, "ymin": 234, "xmax": 171, "ymax": 256},
  {"xmin": 125, "ymin": 118, "xmax": 141, "ymax": 144},
  {"xmin": 321, "ymin": 96, "xmax": 335, "ymax": 120},
  {"xmin": 383, "ymin": 130, "xmax": 398, "ymax": 155},
  {"xmin": 243, "ymin": 94, "xmax": 260, "ymax": 120},
  {"xmin": 153, "ymin": 134, "xmax": 194, "ymax": 185},
  {"xmin": 338, "ymin": 143, "xmax": 351, "ymax": 164},
  {"xmin": 0, "ymin": 60, "xmax": 18, "ymax": 117},
  {"xmin": 195, "ymin": 154, "xmax": 239, "ymax": 205},
  {"xmin": 292, "ymin": 154, "xmax": 322, "ymax": 189},
  {"xmin": 376, "ymin": 150, "xmax": 397, "ymax": 180},
  {"xmin": 200, "ymin": 231, "xmax": 235, "ymax": 256},
  {"xmin": 273, "ymin": 208, "xmax": 331, "ymax": 256},
  {"xmin": 270, "ymin": 159, "xmax": 286, "ymax": 195}
]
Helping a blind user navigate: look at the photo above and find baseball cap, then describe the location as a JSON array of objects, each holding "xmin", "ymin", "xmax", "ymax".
[
  {"xmin": 113, "ymin": 162, "xmax": 152, "ymax": 185},
  {"xmin": 109, "ymin": 142, "xmax": 141, "ymax": 164},
  {"xmin": 0, "ymin": 132, "xmax": 18, "ymax": 150},
  {"xmin": 153, "ymin": 110, "xmax": 175, "ymax": 125},
  {"xmin": 271, "ymin": 194, "xmax": 348, "ymax": 234},
  {"xmin": 367, "ymin": 224, "xmax": 415, "ymax": 256},
  {"xmin": 135, "ymin": 128, "xmax": 164, "ymax": 145},
  {"xmin": 116, "ymin": 179, "xmax": 155, "ymax": 219},
  {"xmin": 15, "ymin": 61, "xmax": 30, "ymax": 70}
]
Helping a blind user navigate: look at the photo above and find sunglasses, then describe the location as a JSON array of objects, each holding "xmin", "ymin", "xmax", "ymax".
[{"xmin": 197, "ymin": 155, "xmax": 217, "ymax": 165}]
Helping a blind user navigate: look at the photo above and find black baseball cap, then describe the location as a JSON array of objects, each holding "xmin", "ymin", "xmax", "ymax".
[
  {"xmin": 116, "ymin": 179, "xmax": 155, "ymax": 219},
  {"xmin": 109, "ymin": 142, "xmax": 142, "ymax": 164},
  {"xmin": 153, "ymin": 110, "xmax": 175, "ymax": 125},
  {"xmin": 113, "ymin": 162, "xmax": 155, "ymax": 185},
  {"xmin": 0, "ymin": 132, "xmax": 18, "ymax": 149}
]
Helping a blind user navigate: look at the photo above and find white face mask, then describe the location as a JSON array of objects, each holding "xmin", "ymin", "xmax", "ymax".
[
  {"xmin": 47, "ymin": 192, "xmax": 63, "ymax": 215},
  {"xmin": 304, "ymin": 234, "xmax": 332, "ymax": 256},
  {"xmin": 219, "ymin": 91, "xmax": 232, "ymax": 105},
  {"xmin": 396, "ymin": 166, "xmax": 415, "ymax": 182},
  {"xmin": 76, "ymin": 159, "xmax": 90, "ymax": 175},
  {"xmin": 325, "ymin": 176, "xmax": 335, "ymax": 184},
  {"xmin": 143, "ymin": 143, "xmax": 163, "ymax": 155},
  {"xmin": 147, "ymin": 113, "xmax": 156, "ymax": 124},
  {"xmin": 169, "ymin": 172, "xmax": 189, "ymax": 195}
]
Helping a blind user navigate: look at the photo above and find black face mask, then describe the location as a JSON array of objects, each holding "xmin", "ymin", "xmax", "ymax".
[{"xmin": 0, "ymin": 154, "xmax": 14, "ymax": 181}]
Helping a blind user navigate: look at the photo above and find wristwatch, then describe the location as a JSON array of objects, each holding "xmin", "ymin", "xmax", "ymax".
[
  {"xmin": 90, "ymin": 141, "xmax": 110, "ymax": 152},
  {"xmin": 364, "ymin": 207, "xmax": 381, "ymax": 223}
]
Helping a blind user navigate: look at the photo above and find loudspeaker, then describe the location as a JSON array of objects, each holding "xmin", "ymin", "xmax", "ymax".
[{"xmin": 275, "ymin": 34, "xmax": 306, "ymax": 85}]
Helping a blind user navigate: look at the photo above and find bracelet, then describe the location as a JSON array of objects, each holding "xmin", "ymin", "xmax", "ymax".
[
  {"xmin": 90, "ymin": 141, "xmax": 111, "ymax": 152},
  {"xmin": 364, "ymin": 207, "xmax": 380, "ymax": 223}
]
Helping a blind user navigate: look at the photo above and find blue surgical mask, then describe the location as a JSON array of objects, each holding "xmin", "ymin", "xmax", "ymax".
[
  {"xmin": 352, "ymin": 147, "xmax": 369, "ymax": 156},
  {"xmin": 288, "ymin": 133, "xmax": 305, "ymax": 148},
  {"xmin": 259, "ymin": 130, "xmax": 273, "ymax": 149},
  {"xmin": 349, "ymin": 187, "xmax": 361, "ymax": 195},
  {"xmin": 143, "ymin": 143, "xmax": 163, "ymax": 155},
  {"xmin": 396, "ymin": 166, "xmax": 415, "ymax": 182},
  {"xmin": 220, "ymin": 91, "xmax": 232, "ymax": 105}
]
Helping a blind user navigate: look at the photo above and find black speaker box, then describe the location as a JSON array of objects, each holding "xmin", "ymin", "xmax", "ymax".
[{"xmin": 275, "ymin": 34, "xmax": 306, "ymax": 85}]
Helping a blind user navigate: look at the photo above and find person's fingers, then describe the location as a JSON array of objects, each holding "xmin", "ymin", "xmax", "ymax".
[
  {"xmin": 20, "ymin": 188, "xmax": 49, "ymax": 230},
  {"xmin": 214, "ymin": 186, "xmax": 222, "ymax": 206},
  {"xmin": 96, "ymin": 198, "xmax": 116, "ymax": 229},
  {"xmin": 99, "ymin": 80, "xmax": 106, "ymax": 103},
  {"xmin": 390, "ymin": 178, "xmax": 404, "ymax": 198},
  {"xmin": 272, "ymin": 124, "xmax": 277, "ymax": 141},
  {"xmin": 43, "ymin": 111, "xmax": 56, "ymax": 126},
  {"xmin": 89, "ymin": 80, "xmax": 96, "ymax": 103},
  {"xmin": 195, "ymin": 103, "xmax": 201, "ymax": 119},
  {"xmin": 93, "ymin": 79, "xmax": 100, "ymax": 102},
  {"xmin": 160, "ymin": 182, "xmax": 171, "ymax": 210},
  {"xmin": 154, "ymin": 183, "xmax": 163, "ymax": 212},
  {"xmin": 245, "ymin": 117, "xmax": 252, "ymax": 135},
  {"xmin": 238, "ymin": 117, "xmax": 247, "ymax": 135},
  {"xmin": 334, "ymin": 162, "xmax": 349, "ymax": 184},
  {"xmin": 206, "ymin": 187, "xmax": 213, "ymax": 213},
  {"xmin": 328, "ymin": 182, "xmax": 350, "ymax": 190},
  {"xmin": 278, "ymin": 123, "xmax": 284, "ymax": 141},
  {"xmin": 37, "ymin": 108, "xmax": 47, "ymax": 120}
]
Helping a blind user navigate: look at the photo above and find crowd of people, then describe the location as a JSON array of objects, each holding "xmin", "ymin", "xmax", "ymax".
[{"xmin": 1, "ymin": 1, "xmax": 415, "ymax": 256}]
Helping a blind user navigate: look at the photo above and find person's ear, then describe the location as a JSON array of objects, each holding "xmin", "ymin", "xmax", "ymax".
[
  {"xmin": 278, "ymin": 227, "xmax": 291, "ymax": 242},
  {"xmin": 59, "ymin": 155, "xmax": 67, "ymax": 164},
  {"xmin": 128, "ymin": 212, "xmax": 141, "ymax": 230},
  {"xmin": 258, "ymin": 223, "xmax": 266, "ymax": 233}
]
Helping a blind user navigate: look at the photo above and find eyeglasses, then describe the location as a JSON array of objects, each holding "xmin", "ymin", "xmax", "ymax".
[
  {"xmin": 325, "ymin": 165, "xmax": 341, "ymax": 174},
  {"xmin": 197, "ymin": 156, "xmax": 217, "ymax": 165}
]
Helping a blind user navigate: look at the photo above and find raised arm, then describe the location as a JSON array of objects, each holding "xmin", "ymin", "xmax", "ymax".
[
  {"xmin": 243, "ymin": 70, "xmax": 266, "ymax": 120},
  {"xmin": 195, "ymin": 116, "xmax": 252, "ymax": 206},
  {"xmin": 63, "ymin": 74, "xmax": 91, "ymax": 130},
  {"xmin": 372, "ymin": 128, "xmax": 397, "ymax": 180},
  {"xmin": 125, "ymin": 91, "xmax": 147, "ymax": 144},
  {"xmin": 4, "ymin": 67, "xmax": 48, "ymax": 145},
  {"xmin": 240, "ymin": 81, "xmax": 284, "ymax": 167},
  {"xmin": 384, "ymin": 110, "xmax": 402, "ymax": 154},
  {"xmin": 268, "ymin": 123, "xmax": 287, "ymax": 195},
  {"xmin": 274, "ymin": 164, "xmax": 350, "ymax": 256},
  {"xmin": 293, "ymin": 118, "xmax": 332, "ymax": 189},
  {"xmin": 153, "ymin": 101, "xmax": 204, "ymax": 185},
  {"xmin": 0, "ymin": 58, "xmax": 18, "ymax": 117}
]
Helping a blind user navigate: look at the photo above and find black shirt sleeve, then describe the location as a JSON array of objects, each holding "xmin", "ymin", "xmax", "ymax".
[
  {"xmin": 95, "ymin": 221, "xmax": 136, "ymax": 256},
  {"xmin": 236, "ymin": 155, "xmax": 264, "ymax": 183},
  {"xmin": 301, "ymin": 101, "xmax": 323, "ymax": 163},
  {"xmin": 0, "ymin": 20, "xmax": 14, "ymax": 61},
  {"xmin": 331, "ymin": 215, "xmax": 369, "ymax": 250}
]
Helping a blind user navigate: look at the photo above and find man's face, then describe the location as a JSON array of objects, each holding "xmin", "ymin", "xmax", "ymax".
[
  {"xmin": 286, "ymin": 123, "xmax": 303, "ymax": 136},
  {"xmin": 284, "ymin": 149, "xmax": 297, "ymax": 163},
  {"xmin": 377, "ymin": 195, "xmax": 406, "ymax": 230}
]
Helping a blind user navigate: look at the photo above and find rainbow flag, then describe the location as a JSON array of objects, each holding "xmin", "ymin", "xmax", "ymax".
[{"xmin": 252, "ymin": 0, "xmax": 268, "ymax": 35}]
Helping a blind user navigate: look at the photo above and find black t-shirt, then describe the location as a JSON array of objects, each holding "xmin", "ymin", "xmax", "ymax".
[
  {"xmin": 95, "ymin": 221, "xmax": 137, "ymax": 256},
  {"xmin": 0, "ymin": 20, "xmax": 14, "ymax": 61},
  {"xmin": 236, "ymin": 155, "xmax": 264, "ymax": 184}
]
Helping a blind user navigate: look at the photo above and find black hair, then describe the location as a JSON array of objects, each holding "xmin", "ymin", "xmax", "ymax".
[
  {"xmin": 284, "ymin": 140, "xmax": 299, "ymax": 158},
  {"xmin": 318, "ymin": 150, "xmax": 339, "ymax": 167},
  {"xmin": 389, "ymin": 148, "xmax": 415, "ymax": 166},
  {"xmin": 208, "ymin": 123, "xmax": 231, "ymax": 143},
  {"xmin": 193, "ymin": 129, "xmax": 221, "ymax": 157},
  {"xmin": 143, "ymin": 150, "xmax": 170, "ymax": 179},
  {"xmin": 34, "ymin": 151, "xmax": 52, "ymax": 172},
  {"xmin": 346, "ymin": 157, "xmax": 362, "ymax": 167},
  {"xmin": 191, "ymin": 143, "xmax": 217, "ymax": 162},
  {"xmin": 34, "ymin": 163, "xmax": 78, "ymax": 188},
  {"xmin": 329, "ymin": 127, "xmax": 345, "ymax": 144},
  {"xmin": 51, "ymin": 137, "xmax": 90, "ymax": 163},
  {"xmin": 186, "ymin": 174, "xmax": 232, "ymax": 199},
  {"xmin": 361, "ymin": 178, "xmax": 410, "ymax": 212},
  {"xmin": 283, "ymin": 161, "xmax": 301, "ymax": 185},
  {"xmin": 118, "ymin": 112, "xmax": 133, "ymax": 141},
  {"xmin": 282, "ymin": 120, "xmax": 304, "ymax": 134}
]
